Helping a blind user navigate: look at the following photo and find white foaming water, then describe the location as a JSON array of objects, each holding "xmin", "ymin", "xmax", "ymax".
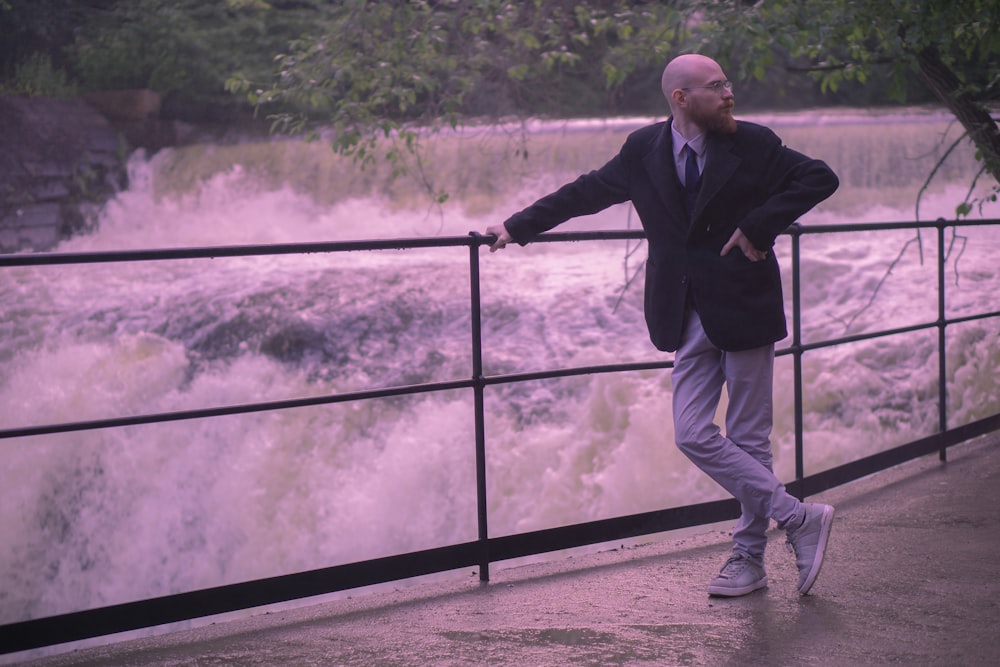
[{"xmin": 1, "ymin": 110, "xmax": 999, "ymax": 632}]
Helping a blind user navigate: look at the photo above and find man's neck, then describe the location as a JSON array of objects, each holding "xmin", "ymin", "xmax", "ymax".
[{"xmin": 672, "ymin": 117, "xmax": 704, "ymax": 141}]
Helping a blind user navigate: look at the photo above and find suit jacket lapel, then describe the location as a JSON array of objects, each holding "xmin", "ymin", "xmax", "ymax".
[
  {"xmin": 693, "ymin": 132, "xmax": 741, "ymax": 220},
  {"xmin": 641, "ymin": 121, "xmax": 743, "ymax": 228},
  {"xmin": 642, "ymin": 121, "xmax": 686, "ymax": 220}
]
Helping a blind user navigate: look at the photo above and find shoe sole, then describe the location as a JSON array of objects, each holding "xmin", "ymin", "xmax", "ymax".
[
  {"xmin": 708, "ymin": 576, "xmax": 768, "ymax": 597},
  {"xmin": 798, "ymin": 505, "xmax": 835, "ymax": 595}
]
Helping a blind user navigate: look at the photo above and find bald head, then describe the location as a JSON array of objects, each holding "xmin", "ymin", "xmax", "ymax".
[
  {"xmin": 661, "ymin": 54, "xmax": 724, "ymax": 111},
  {"xmin": 660, "ymin": 53, "xmax": 736, "ymax": 136}
]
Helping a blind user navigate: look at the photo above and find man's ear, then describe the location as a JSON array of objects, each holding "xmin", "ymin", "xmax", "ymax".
[{"xmin": 671, "ymin": 89, "xmax": 687, "ymax": 108}]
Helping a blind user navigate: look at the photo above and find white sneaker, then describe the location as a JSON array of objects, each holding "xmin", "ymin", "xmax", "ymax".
[
  {"xmin": 785, "ymin": 503, "xmax": 835, "ymax": 595},
  {"xmin": 707, "ymin": 553, "xmax": 768, "ymax": 597}
]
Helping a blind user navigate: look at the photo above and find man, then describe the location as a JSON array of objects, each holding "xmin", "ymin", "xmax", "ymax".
[{"xmin": 485, "ymin": 54, "xmax": 840, "ymax": 597}]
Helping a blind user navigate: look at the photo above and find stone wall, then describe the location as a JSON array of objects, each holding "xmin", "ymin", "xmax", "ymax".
[{"xmin": 0, "ymin": 95, "xmax": 127, "ymax": 253}]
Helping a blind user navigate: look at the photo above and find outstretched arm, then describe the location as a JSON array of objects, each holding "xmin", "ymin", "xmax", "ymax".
[{"xmin": 483, "ymin": 149, "xmax": 632, "ymax": 252}]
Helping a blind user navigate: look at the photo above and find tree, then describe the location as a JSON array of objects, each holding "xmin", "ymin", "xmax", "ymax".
[
  {"xmin": 0, "ymin": 0, "xmax": 96, "ymax": 75},
  {"xmin": 233, "ymin": 0, "xmax": 998, "ymax": 215},
  {"xmin": 692, "ymin": 0, "xmax": 1000, "ymax": 216},
  {"xmin": 228, "ymin": 1, "xmax": 687, "ymax": 176},
  {"xmin": 67, "ymin": 0, "xmax": 330, "ymax": 120}
]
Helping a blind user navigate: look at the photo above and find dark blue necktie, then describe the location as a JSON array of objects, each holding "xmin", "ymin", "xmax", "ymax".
[{"xmin": 684, "ymin": 145, "xmax": 700, "ymax": 212}]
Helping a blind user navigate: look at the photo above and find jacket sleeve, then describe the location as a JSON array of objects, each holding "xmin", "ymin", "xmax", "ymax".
[
  {"xmin": 737, "ymin": 132, "xmax": 839, "ymax": 250},
  {"xmin": 502, "ymin": 152, "xmax": 632, "ymax": 245}
]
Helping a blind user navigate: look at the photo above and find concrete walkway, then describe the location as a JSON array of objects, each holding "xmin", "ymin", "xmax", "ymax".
[{"xmin": 16, "ymin": 434, "xmax": 1000, "ymax": 666}]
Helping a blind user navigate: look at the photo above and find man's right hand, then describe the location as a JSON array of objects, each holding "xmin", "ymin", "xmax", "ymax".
[{"xmin": 485, "ymin": 223, "xmax": 512, "ymax": 253}]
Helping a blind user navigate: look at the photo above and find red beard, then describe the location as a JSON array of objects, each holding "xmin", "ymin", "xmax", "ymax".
[{"xmin": 693, "ymin": 103, "xmax": 737, "ymax": 134}]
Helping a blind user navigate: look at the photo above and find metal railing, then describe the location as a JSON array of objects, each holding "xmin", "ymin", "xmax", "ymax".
[{"xmin": 2, "ymin": 218, "xmax": 999, "ymax": 655}]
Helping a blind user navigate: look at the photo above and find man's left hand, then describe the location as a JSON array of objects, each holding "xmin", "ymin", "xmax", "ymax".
[{"xmin": 721, "ymin": 228, "xmax": 768, "ymax": 262}]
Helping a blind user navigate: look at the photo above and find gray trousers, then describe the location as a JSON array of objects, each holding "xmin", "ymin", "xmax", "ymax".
[{"xmin": 671, "ymin": 309, "xmax": 802, "ymax": 562}]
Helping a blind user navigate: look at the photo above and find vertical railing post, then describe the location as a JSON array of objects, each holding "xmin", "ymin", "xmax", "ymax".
[
  {"xmin": 936, "ymin": 219, "xmax": 948, "ymax": 462},
  {"xmin": 468, "ymin": 233, "xmax": 491, "ymax": 581},
  {"xmin": 790, "ymin": 225, "xmax": 806, "ymax": 491}
]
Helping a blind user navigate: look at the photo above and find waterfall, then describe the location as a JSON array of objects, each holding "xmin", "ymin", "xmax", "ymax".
[{"xmin": 1, "ymin": 108, "xmax": 998, "ymax": 626}]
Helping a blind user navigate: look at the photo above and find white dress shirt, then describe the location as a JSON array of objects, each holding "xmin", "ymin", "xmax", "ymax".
[{"xmin": 671, "ymin": 124, "xmax": 707, "ymax": 187}]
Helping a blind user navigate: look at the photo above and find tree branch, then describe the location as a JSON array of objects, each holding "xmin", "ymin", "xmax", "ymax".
[
  {"xmin": 784, "ymin": 57, "xmax": 895, "ymax": 74},
  {"xmin": 914, "ymin": 44, "xmax": 1000, "ymax": 185}
]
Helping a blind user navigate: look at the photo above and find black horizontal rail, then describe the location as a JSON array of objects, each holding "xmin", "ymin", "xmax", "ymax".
[
  {"xmin": 779, "ymin": 310, "xmax": 1000, "ymax": 356},
  {"xmin": 4, "ymin": 410, "xmax": 999, "ymax": 656},
  {"xmin": 1, "ymin": 217, "xmax": 998, "ymax": 657},
  {"xmin": 0, "ymin": 494, "xmax": 741, "ymax": 656},
  {"xmin": 2, "ymin": 217, "xmax": 994, "ymax": 268},
  {"xmin": 6, "ymin": 311, "xmax": 1000, "ymax": 441},
  {"xmin": 0, "ymin": 359, "xmax": 682, "ymax": 441},
  {"xmin": 790, "ymin": 412, "xmax": 1000, "ymax": 499},
  {"xmin": 0, "ymin": 379, "xmax": 472, "ymax": 440},
  {"xmin": 0, "ymin": 235, "xmax": 479, "ymax": 266},
  {"xmin": 787, "ymin": 218, "xmax": 1000, "ymax": 234}
]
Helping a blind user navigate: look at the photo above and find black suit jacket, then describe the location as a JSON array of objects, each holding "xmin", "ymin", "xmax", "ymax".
[{"xmin": 502, "ymin": 119, "xmax": 839, "ymax": 352}]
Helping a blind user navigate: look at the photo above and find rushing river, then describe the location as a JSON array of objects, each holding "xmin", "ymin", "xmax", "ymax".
[{"xmin": 1, "ymin": 108, "xmax": 998, "ymax": 627}]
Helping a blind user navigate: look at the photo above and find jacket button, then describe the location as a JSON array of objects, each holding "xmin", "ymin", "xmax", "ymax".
[{"xmin": 680, "ymin": 275, "xmax": 688, "ymax": 284}]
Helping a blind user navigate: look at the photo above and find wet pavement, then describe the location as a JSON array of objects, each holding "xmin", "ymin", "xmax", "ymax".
[{"xmin": 13, "ymin": 434, "xmax": 1000, "ymax": 666}]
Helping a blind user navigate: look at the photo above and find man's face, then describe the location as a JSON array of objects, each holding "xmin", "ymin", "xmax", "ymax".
[{"xmin": 686, "ymin": 77, "xmax": 736, "ymax": 135}]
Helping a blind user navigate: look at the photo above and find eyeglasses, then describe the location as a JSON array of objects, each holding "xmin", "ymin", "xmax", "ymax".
[{"xmin": 682, "ymin": 80, "xmax": 734, "ymax": 94}]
